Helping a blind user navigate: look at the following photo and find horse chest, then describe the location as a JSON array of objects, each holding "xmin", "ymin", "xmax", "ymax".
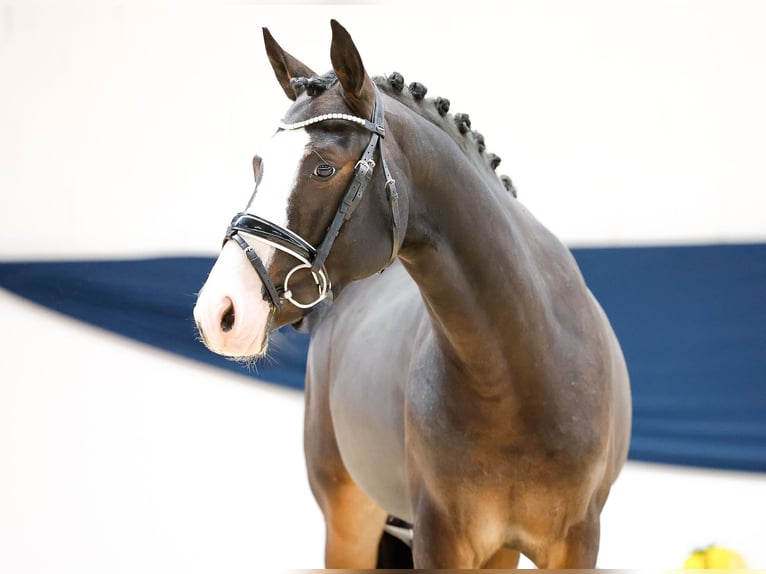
[{"xmin": 329, "ymin": 368, "xmax": 412, "ymax": 520}]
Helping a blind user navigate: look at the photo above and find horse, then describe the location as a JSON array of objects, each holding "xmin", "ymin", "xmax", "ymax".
[{"xmin": 193, "ymin": 20, "xmax": 632, "ymax": 568}]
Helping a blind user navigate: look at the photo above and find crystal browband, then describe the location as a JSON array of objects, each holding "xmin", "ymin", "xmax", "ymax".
[{"xmin": 279, "ymin": 113, "xmax": 385, "ymax": 136}]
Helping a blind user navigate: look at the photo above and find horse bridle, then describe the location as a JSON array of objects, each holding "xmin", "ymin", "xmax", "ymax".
[{"xmin": 224, "ymin": 89, "xmax": 400, "ymax": 311}]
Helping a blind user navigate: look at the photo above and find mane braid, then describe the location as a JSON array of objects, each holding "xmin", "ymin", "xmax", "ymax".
[
  {"xmin": 288, "ymin": 69, "xmax": 517, "ymax": 197},
  {"xmin": 373, "ymin": 74, "xmax": 517, "ymax": 197},
  {"xmin": 291, "ymin": 71, "xmax": 338, "ymax": 97}
]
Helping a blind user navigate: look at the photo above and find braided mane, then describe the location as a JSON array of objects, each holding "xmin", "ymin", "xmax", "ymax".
[{"xmin": 290, "ymin": 70, "xmax": 517, "ymax": 198}]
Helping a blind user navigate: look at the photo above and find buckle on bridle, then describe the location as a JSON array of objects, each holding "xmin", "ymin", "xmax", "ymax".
[{"xmin": 341, "ymin": 158, "xmax": 375, "ymax": 221}]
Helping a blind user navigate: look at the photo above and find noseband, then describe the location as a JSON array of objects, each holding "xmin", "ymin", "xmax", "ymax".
[{"xmin": 224, "ymin": 89, "xmax": 400, "ymax": 311}]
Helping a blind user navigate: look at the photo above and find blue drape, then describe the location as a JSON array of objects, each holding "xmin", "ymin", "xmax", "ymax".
[
  {"xmin": 2, "ymin": 242, "xmax": 765, "ymax": 471},
  {"xmin": 0, "ymin": 257, "xmax": 309, "ymax": 389}
]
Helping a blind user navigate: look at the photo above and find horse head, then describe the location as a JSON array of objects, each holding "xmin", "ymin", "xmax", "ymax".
[{"xmin": 194, "ymin": 20, "xmax": 406, "ymax": 358}]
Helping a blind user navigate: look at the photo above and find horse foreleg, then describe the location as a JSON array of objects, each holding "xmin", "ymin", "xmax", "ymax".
[
  {"xmin": 319, "ymin": 477, "xmax": 388, "ymax": 568},
  {"xmin": 304, "ymin": 368, "xmax": 387, "ymax": 568},
  {"xmin": 411, "ymin": 495, "xmax": 503, "ymax": 569},
  {"xmin": 534, "ymin": 509, "xmax": 601, "ymax": 568},
  {"xmin": 482, "ymin": 547, "xmax": 521, "ymax": 569},
  {"xmin": 306, "ymin": 435, "xmax": 388, "ymax": 568}
]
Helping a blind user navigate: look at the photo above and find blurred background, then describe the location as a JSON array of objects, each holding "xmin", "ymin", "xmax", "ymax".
[{"xmin": 1, "ymin": 0, "xmax": 764, "ymax": 570}]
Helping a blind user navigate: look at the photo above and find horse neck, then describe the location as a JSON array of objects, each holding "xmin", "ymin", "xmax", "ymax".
[{"xmin": 390, "ymin": 105, "xmax": 568, "ymax": 376}]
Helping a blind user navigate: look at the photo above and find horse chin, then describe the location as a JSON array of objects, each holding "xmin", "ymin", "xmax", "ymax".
[
  {"xmin": 216, "ymin": 321, "xmax": 270, "ymax": 360},
  {"xmin": 224, "ymin": 329, "xmax": 271, "ymax": 362},
  {"xmin": 195, "ymin": 299, "xmax": 272, "ymax": 359}
]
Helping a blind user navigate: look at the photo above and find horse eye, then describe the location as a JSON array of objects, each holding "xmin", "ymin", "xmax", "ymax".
[{"xmin": 313, "ymin": 163, "xmax": 336, "ymax": 179}]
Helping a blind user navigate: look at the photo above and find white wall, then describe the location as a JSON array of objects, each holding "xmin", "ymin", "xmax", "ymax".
[
  {"xmin": 1, "ymin": 0, "xmax": 765, "ymax": 260},
  {"xmin": 2, "ymin": 1, "xmax": 765, "ymax": 570}
]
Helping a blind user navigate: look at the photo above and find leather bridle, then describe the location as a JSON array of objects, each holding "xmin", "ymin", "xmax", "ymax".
[{"xmin": 224, "ymin": 88, "xmax": 401, "ymax": 311}]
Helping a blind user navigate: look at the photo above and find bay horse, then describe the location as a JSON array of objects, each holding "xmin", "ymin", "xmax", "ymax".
[{"xmin": 193, "ymin": 20, "xmax": 632, "ymax": 568}]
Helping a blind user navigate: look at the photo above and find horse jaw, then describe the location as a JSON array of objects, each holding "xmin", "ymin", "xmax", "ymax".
[{"xmin": 193, "ymin": 240, "xmax": 272, "ymax": 358}]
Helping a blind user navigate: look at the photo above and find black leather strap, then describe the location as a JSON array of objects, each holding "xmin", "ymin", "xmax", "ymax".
[
  {"xmin": 382, "ymin": 155, "xmax": 400, "ymax": 266},
  {"xmin": 310, "ymin": 90, "xmax": 398, "ymax": 274},
  {"xmin": 225, "ymin": 231, "xmax": 282, "ymax": 309},
  {"xmin": 228, "ymin": 212, "xmax": 316, "ymax": 263},
  {"xmin": 311, "ymin": 132, "xmax": 379, "ymax": 274}
]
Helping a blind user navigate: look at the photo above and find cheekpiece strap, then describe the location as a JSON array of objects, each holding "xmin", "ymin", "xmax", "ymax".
[{"xmin": 225, "ymin": 229, "xmax": 282, "ymax": 310}]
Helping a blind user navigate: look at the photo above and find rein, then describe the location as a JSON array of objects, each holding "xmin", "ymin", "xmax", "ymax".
[{"xmin": 224, "ymin": 89, "xmax": 400, "ymax": 311}]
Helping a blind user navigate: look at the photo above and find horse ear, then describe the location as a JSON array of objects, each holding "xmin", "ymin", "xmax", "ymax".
[
  {"xmin": 262, "ymin": 27, "xmax": 317, "ymax": 101},
  {"xmin": 329, "ymin": 20, "xmax": 375, "ymax": 118}
]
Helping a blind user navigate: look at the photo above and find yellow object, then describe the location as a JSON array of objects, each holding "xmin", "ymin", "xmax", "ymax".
[{"xmin": 684, "ymin": 545, "xmax": 747, "ymax": 569}]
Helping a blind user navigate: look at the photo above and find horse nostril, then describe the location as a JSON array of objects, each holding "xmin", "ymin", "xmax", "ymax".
[{"xmin": 221, "ymin": 299, "xmax": 235, "ymax": 333}]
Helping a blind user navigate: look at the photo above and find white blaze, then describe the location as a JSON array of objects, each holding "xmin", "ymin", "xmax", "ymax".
[
  {"xmin": 193, "ymin": 127, "xmax": 311, "ymax": 358},
  {"xmin": 246, "ymin": 128, "xmax": 311, "ymax": 252}
]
